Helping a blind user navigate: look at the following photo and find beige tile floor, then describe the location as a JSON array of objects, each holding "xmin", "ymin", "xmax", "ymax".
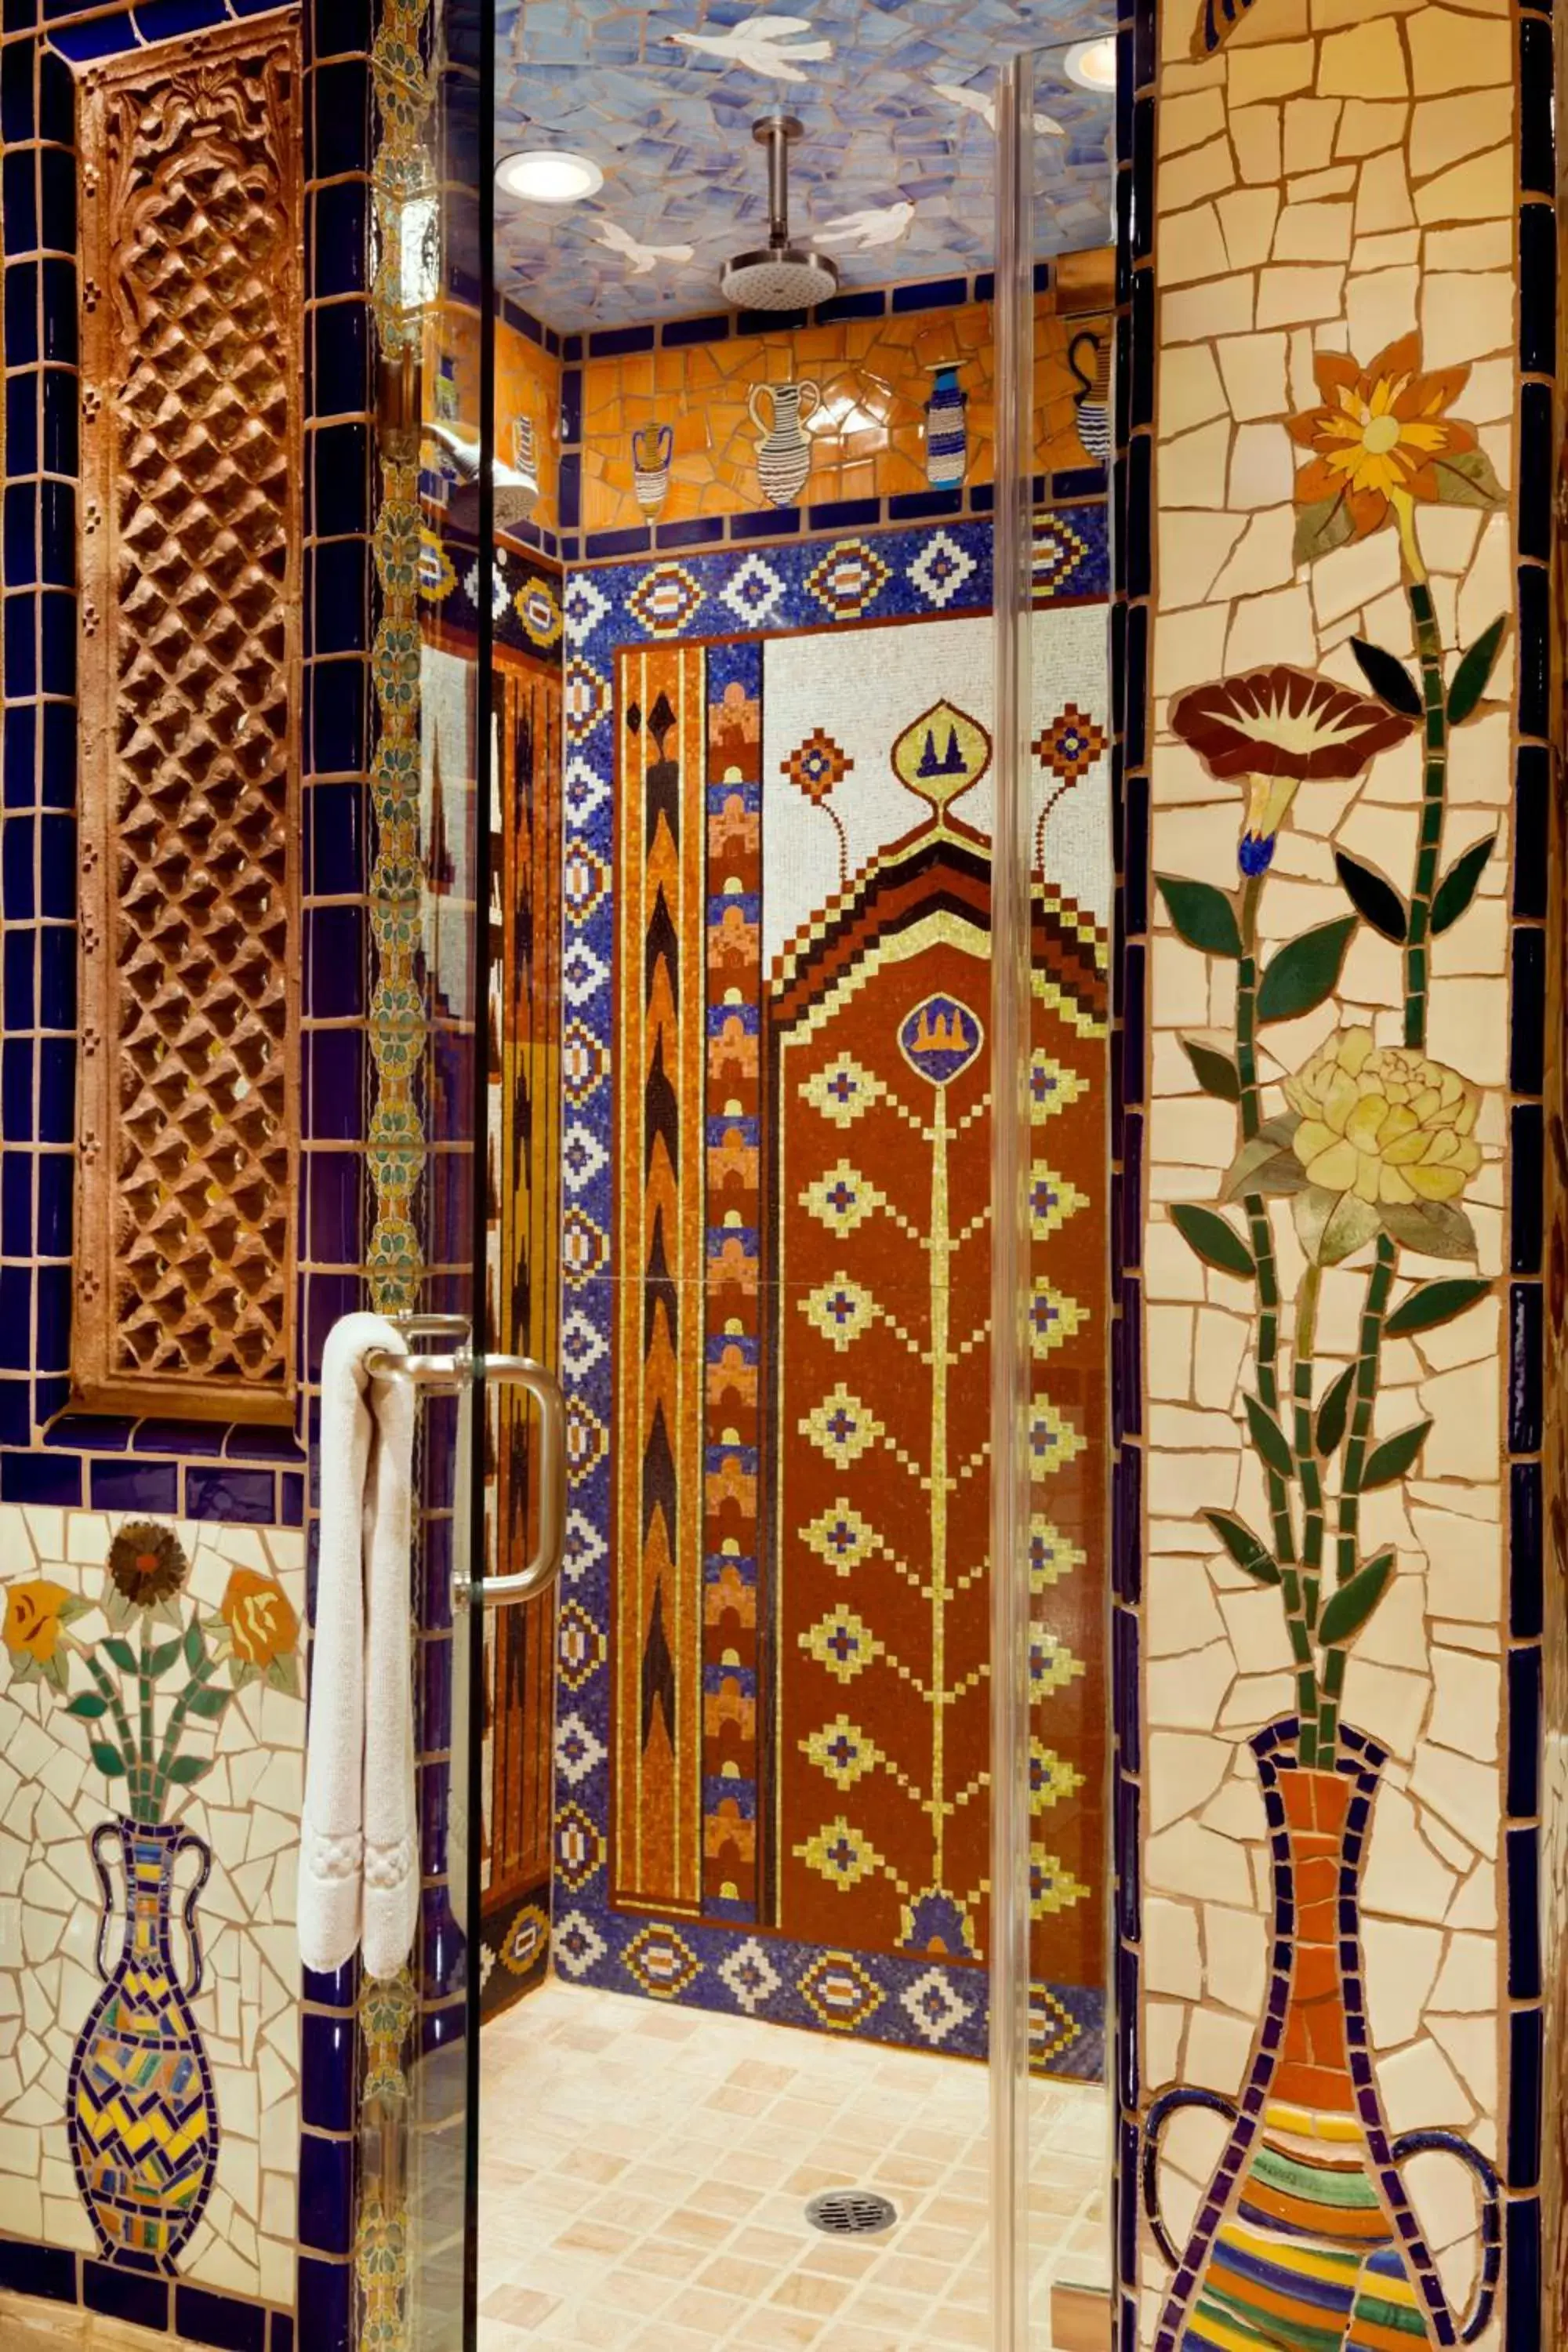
[{"xmin": 477, "ymin": 1980, "xmax": 1108, "ymax": 2351}]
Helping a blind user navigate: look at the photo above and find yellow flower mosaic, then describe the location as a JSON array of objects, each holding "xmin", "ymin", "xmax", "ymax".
[{"xmin": 1283, "ymin": 1025, "xmax": 1482, "ymax": 1207}]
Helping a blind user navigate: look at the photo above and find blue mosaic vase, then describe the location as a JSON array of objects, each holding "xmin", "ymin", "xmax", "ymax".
[
  {"xmin": 67, "ymin": 1818, "xmax": 219, "ymax": 2272},
  {"xmin": 924, "ymin": 363, "xmax": 967, "ymax": 489},
  {"xmin": 1140, "ymin": 1722, "xmax": 1500, "ymax": 2352}
]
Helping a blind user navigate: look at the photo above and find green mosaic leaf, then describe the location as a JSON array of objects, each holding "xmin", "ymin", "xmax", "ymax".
[
  {"xmin": 1220, "ymin": 1117, "xmax": 1307, "ymax": 1204},
  {"xmin": 187, "ymin": 1684, "xmax": 229, "ymax": 1720},
  {"xmin": 64, "ymin": 1692, "xmax": 107, "ymax": 1720},
  {"xmin": 184, "ymin": 1621, "xmax": 205, "ymax": 1671},
  {"xmin": 1244, "ymin": 1392, "xmax": 1296, "ymax": 1483},
  {"xmin": 1379, "ymin": 1199, "xmax": 1477, "ymax": 1261},
  {"xmin": 1315, "ymin": 1363, "xmax": 1356, "ymax": 1459},
  {"xmin": 90, "ymin": 1742, "xmax": 128, "ymax": 1780},
  {"xmin": 166, "ymin": 1755, "xmax": 212, "ymax": 1785},
  {"xmin": 1432, "ymin": 446, "xmax": 1505, "ymax": 512},
  {"xmin": 103, "ymin": 1638, "xmax": 136, "ymax": 1675},
  {"xmin": 147, "ymin": 1638, "xmax": 183, "ymax": 1678},
  {"xmin": 1170, "ymin": 1202, "xmax": 1254, "ymax": 1281},
  {"xmin": 1362, "ymin": 1420, "xmax": 1433, "ymax": 1490},
  {"xmin": 1256, "ymin": 917, "xmax": 1357, "ymax": 1024},
  {"xmin": 1156, "ymin": 875, "xmax": 1242, "ymax": 960},
  {"xmin": 1385, "ymin": 1277, "xmax": 1494, "ymax": 1338},
  {"xmin": 1203, "ymin": 1510, "xmax": 1280, "ymax": 1586},
  {"xmin": 1431, "ymin": 833, "xmax": 1496, "ymax": 936},
  {"xmin": 1319, "ymin": 1549, "xmax": 1395, "ymax": 1647},
  {"xmin": 1181, "ymin": 1036, "xmax": 1241, "ymax": 1103},
  {"xmin": 1293, "ymin": 495, "xmax": 1356, "ymax": 567},
  {"xmin": 1447, "ymin": 615, "xmax": 1508, "ymax": 725},
  {"xmin": 1349, "ymin": 637, "xmax": 1422, "ymax": 720},
  {"xmin": 1334, "ymin": 850, "xmax": 1406, "ymax": 944}
]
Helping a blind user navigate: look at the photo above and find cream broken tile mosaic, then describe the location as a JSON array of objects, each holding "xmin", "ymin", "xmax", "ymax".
[{"xmin": 0, "ymin": 1508, "xmax": 305, "ymax": 2308}]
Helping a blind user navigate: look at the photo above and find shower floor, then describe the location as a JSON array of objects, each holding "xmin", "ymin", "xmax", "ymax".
[{"xmin": 477, "ymin": 1980, "xmax": 1106, "ymax": 2351}]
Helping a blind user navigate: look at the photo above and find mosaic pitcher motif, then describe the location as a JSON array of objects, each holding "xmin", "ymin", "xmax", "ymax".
[
  {"xmin": 924, "ymin": 362, "xmax": 967, "ymax": 490},
  {"xmin": 1143, "ymin": 1723, "xmax": 1500, "ymax": 2352},
  {"xmin": 67, "ymin": 1818, "xmax": 220, "ymax": 2271},
  {"xmin": 1068, "ymin": 329, "xmax": 1111, "ymax": 463},
  {"xmin": 749, "ymin": 379, "xmax": 818, "ymax": 507},
  {"xmin": 630, "ymin": 419, "xmax": 673, "ymax": 517}
]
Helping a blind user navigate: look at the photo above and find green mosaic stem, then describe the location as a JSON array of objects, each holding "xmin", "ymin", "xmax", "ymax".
[
  {"xmin": 1403, "ymin": 579, "xmax": 1446, "ymax": 1051},
  {"xmin": 1319, "ymin": 1233, "xmax": 1398, "ymax": 1762},
  {"xmin": 1237, "ymin": 878, "xmax": 1298, "ymax": 1570},
  {"xmin": 1294, "ymin": 1263, "xmax": 1324, "ymax": 1632},
  {"xmin": 1236, "ymin": 874, "xmax": 1313, "ymax": 1740},
  {"xmin": 149, "ymin": 1655, "xmax": 220, "ymax": 1818},
  {"xmin": 138, "ymin": 1631, "xmax": 155, "ymax": 1814},
  {"xmin": 83, "ymin": 1652, "xmax": 143, "ymax": 1819}
]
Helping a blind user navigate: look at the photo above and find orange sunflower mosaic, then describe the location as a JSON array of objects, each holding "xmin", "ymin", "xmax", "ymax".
[{"xmin": 1286, "ymin": 332, "xmax": 1503, "ymax": 570}]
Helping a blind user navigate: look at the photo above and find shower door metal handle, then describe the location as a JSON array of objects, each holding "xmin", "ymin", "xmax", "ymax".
[
  {"xmin": 362, "ymin": 1339, "xmax": 568, "ymax": 1609},
  {"xmin": 459, "ymin": 1355, "xmax": 568, "ymax": 1612}
]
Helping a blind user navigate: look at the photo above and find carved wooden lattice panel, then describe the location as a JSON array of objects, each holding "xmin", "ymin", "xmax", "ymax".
[{"xmin": 75, "ymin": 21, "xmax": 303, "ymax": 1420}]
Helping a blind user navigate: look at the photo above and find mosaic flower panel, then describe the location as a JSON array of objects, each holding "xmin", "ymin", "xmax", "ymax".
[
  {"xmin": 1116, "ymin": 0, "xmax": 1548, "ymax": 2340},
  {"xmin": 557, "ymin": 514, "xmax": 1112, "ymax": 2073},
  {"xmin": 0, "ymin": 1508, "xmax": 305, "ymax": 2312}
]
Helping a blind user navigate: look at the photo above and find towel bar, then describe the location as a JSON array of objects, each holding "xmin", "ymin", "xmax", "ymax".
[{"xmin": 361, "ymin": 1341, "xmax": 568, "ymax": 1612}]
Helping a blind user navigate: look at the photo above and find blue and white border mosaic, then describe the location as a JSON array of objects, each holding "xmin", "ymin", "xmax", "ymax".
[{"xmin": 552, "ymin": 508, "xmax": 1108, "ymax": 2078}]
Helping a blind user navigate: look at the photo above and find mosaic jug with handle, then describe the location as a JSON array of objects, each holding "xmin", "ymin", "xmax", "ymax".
[
  {"xmin": 67, "ymin": 1817, "xmax": 220, "ymax": 2272},
  {"xmin": 750, "ymin": 379, "xmax": 819, "ymax": 508},
  {"xmin": 1142, "ymin": 1722, "xmax": 1500, "ymax": 2352}
]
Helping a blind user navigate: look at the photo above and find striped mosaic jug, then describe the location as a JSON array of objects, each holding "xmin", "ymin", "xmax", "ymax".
[
  {"xmin": 1142, "ymin": 1722, "xmax": 1500, "ymax": 2352},
  {"xmin": 67, "ymin": 1818, "xmax": 219, "ymax": 2271}
]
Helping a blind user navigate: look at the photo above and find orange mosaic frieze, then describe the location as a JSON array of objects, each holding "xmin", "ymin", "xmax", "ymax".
[
  {"xmin": 579, "ymin": 290, "xmax": 1112, "ymax": 533},
  {"xmin": 426, "ymin": 296, "xmax": 563, "ymax": 538}
]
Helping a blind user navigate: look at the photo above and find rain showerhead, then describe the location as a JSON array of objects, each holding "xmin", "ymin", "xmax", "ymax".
[{"xmin": 720, "ymin": 113, "xmax": 839, "ymax": 312}]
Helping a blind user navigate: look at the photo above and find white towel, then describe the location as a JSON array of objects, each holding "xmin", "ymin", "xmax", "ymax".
[{"xmin": 299, "ymin": 1312, "xmax": 419, "ymax": 1982}]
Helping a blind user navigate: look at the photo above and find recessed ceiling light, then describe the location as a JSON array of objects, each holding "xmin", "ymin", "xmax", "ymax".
[
  {"xmin": 496, "ymin": 149, "xmax": 604, "ymax": 205},
  {"xmin": 1063, "ymin": 36, "xmax": 1117, "ymax": 90}
]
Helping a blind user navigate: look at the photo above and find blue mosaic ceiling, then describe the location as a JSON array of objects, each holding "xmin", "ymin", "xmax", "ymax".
[{"xmin": 495, "ymin": 2, "xmax": 1116, "ymax": 329}]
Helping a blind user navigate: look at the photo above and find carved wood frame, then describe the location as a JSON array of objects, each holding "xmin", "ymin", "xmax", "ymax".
[{"xmin": 73, "ymin": 16, "xmax": 303, "ymax": 1424}]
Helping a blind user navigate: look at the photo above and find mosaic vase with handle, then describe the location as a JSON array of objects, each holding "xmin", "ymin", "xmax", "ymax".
[
  {"xmin": 749, "ymin": 379, "xmax": 818, "ymax": 508},
  {"xmin": 1142, "ymin": 1720, "xmax": 1500, "ymax": 2352},
  {"xmin": 1068, "ymin": 328, "xmax": 1112, "ymax": 464},
  {"xmin": 67, "ymin": 1817, "xmax": 219, "ymax": 2271}
]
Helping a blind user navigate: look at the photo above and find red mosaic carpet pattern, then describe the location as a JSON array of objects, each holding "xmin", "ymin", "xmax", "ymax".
[{"xmin": 608, "ymin": 625, "xmax": 1108, "ymax": 2056}]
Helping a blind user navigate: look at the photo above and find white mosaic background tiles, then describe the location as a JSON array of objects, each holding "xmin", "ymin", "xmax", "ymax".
[
  {"xmin": 0, "ymin": 1507, "xmax": 305, "ymax": 2304},
  {"xmin": 760, "ymin": 604, "xmax": 1114, "ymax": 971},
  {"xmin": 1143, "ymin": 0, "xmax": 1516, "ymax": 2336}
]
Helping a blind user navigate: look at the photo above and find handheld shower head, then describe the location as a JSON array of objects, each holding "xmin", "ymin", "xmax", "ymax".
[{"xmin": 720, "ymin": 113, "xmax": 839, "ymax": 312}]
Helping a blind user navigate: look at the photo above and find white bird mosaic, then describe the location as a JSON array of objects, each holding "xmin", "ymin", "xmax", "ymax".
[
  {"xmin": 815, "ymin": 201, "xmax": 916, "ymax": 251},
  {"xmin": 668, "ymin": 16, "xmax": 834, "ymax": 80},
  {"xmin": 593, "ymin": 219, "xmax": 697, "ymax": 274},
  {"xmin": 932, "ymin": 80, "xmax": 1064, "ymax": 135}
]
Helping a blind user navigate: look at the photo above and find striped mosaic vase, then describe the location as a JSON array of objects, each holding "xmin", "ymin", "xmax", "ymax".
[
  {"xmin": 1142, "ymin": 1722, "xmax": 1501, "ymax": 2352},
  {"xmin": 66, "ymin": 1818, "xmax": 220, "ymax": 2271}
]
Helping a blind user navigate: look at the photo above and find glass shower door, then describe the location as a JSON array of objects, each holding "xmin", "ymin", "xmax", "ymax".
[{"xmin": 993, "ymin": 39, "xmax": 1118, "ymax": 2352}]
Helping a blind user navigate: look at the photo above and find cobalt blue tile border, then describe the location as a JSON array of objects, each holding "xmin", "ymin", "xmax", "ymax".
[
  {"xmin": 0, "ymin": 0, "xmax": 350, "ymax": 1516},
  {"xmin": 0, "ymin": 3, "xmax": 372, "ymax": 2348}
]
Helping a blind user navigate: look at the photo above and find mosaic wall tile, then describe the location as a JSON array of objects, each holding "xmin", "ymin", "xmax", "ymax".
[
  {"xmin": 550, "ymin": 514, "xmax": 1112, "ymax": 2074},
  {"xmin": 575, "ymin": 286, "xmax": 1112, "ymax": 535},
  {"xmin": 0, "ymin": 1508, "xmax": 304, "ymax": 2313},
  {"xmin": 1117, "ymin": 0, "xmax": 1546, "ymax": 2342}
]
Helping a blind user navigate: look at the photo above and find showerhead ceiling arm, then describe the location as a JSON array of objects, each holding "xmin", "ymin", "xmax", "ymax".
[
  {"xmin": 720, "ymin": 111, "xmax": 839, "ymax": 311},
  {"xmin": 758, "ymin": 111, "xmax": 801, "ymax": 249}
]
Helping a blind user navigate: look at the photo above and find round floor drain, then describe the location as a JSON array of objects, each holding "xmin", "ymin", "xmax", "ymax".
[{"xmin": 804, "ymin": 2188, "xmax": 898, "ymax": 2237}]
